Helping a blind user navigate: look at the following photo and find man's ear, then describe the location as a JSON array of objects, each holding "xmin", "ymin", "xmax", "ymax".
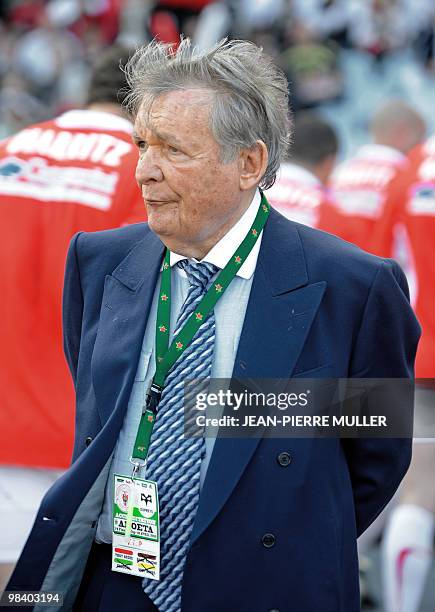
[{"xmin": 239, "ymin": 140, "xmax": 268, "ymax": 191}]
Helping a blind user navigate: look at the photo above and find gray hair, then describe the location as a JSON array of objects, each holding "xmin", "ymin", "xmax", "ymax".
[{"xmin": 123, "ymin": 38, "xmax": 291, "ymax": 189}]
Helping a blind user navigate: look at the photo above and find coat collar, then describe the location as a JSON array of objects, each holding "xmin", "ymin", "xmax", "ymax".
[
  {"xmin": 256, "ymin": 207, "xmax": 308, "ymax": 296},
  {"xmin": 90, "ymin": 227, "xmax": 164, "ymax": 427},
  {"xmin": 111, "ymin": 226, "xmax": 164, "ymax": 291},
  {"xmin": 109, "ymin": 207, "xmax": 308, "ymax": 294}
]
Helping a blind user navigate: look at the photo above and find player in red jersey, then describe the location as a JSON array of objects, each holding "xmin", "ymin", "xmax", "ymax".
[
  {"xmin": 372, "ymin": 137, "xmax": 435, "ymax": 612},
  {"xmin": 319, "ymin": 100, "xmax": 425, "ymax": 254},
  {"xmin": 266, "ymin": 112, "xmax": 338, "ymax": 228},
  {"xmin": 0, "ymin": 45, "xmax": 146, "ymax": 584}
]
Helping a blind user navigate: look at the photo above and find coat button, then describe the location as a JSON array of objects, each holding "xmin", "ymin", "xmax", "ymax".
[
  {"xmin": 277, "ymin": 451, "xmax": 292, "ymax": 467},
  {"xmin": 261, "ymin": 533, "xmax": 276, "ymax": 548},
  {"xmin": 85, "ymin": 436, "xmax": 93, "ymax": 447},
  {"xmin": 269, "ymin": 609, "xmax": 280, "ymax": 612}
]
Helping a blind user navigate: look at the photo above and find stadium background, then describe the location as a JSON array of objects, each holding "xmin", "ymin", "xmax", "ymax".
[{"xmin": 1, "ymin": 0, "xmax": 434, "ymax": 609}]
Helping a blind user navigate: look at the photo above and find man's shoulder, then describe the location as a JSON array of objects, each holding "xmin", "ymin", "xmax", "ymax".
[
  {"xmin": 72, "ymin": 222, "xmax": 153, "ymax": 271},
  {"xmin": 77, "ymin": 221, "xmax": 149, "ymax": 246},
  {"xmin": 296, "ymin": 218, "xmax": 375, "ymax": 260},
  {"xmin": 274, "ymin": 211, "xmax": 404, "ymax": 287}
]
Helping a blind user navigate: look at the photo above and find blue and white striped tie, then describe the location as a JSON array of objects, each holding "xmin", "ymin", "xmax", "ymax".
[{"xmin": 143, "ymin": 260, "xmax": 218, "ymax": 611}]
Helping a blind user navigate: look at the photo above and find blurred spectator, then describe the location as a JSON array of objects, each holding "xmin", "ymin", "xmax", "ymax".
[
  {"xmin": 0, "ymin": 1, "xmax": 11, "ymax": 21},
  {"xmin": 117, "ymin": 0, "xmax": 152, "ymax": 46},
  {"xmin": 149, "ymin": 0, "xmax": 216, "ymax": 43},
  {"xmin": 347, "ymin": 0, "xmax": 426, "ymax": 58},
  {"xmin": 193, "ymin": 1, "xmax": 233, "ymax": 50},
  {"xmin": 0, "ymin": 1, "xmax": 127, "ymax": 134},
  {"xmin": 0, "ymin": 45, "xmax": 146, "ymax": 587},
  {"xmin": 0, "ymin": 14, "xmax": 53, "ymax": 137},
  {"xmin": 69, "ymin": 0, "xmax": 123, "ymax": 45},
  {"xmin": 292, "ymin": 0, "xmax": 350, "ymax": 45},
  {"xmin": 279, "ymin": 23, "xmax": 343, "ymax": 110},
  {"xmin": 0, "ymin": 72, "xmax": 49, "ymax": 140},
  {"xmin": 371, "ymin": 135, "xmax": 435, "ymax": 612},
  {"xmin": 13, "ymin": 6, "xmax": 84, "ymax": 103},
  {"xmin": 319, "ymin": 100, "xmax": 425, "ymax": 255},
  {"xmin": 414, "ymin": 2, "xmax": 435, "ymax": 72},
  {"xmin": 235, "ymin": 0, "xmax": 287, "ymax": 36},
  {"xmin": 8, "ymin": 0, "xmax": 46, "ymax": 28},
  {"xmin": 267, "ymin": 111, "xmax": 338, "ymax": 227}
]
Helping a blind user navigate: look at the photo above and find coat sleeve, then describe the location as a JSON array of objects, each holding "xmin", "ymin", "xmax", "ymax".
[
  {"xmin": 62, "ymin": 232, "xmax": 85, "ymax": 388},
  {"xmin": 343, "ymin": 258, "xmax": 421, "ymax": 536}
]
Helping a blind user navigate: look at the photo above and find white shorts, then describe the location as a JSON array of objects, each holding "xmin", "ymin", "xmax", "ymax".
[{"xmin": 0, "ymin": 466, "xmax": 64, "ymax": 563}]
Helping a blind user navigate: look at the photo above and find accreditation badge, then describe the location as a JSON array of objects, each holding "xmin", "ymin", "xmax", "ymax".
[{"xmin": 111, "ymin": 474, "xmax": 160, "ymax": 580}]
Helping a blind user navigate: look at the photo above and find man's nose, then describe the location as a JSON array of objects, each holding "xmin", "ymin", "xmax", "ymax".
[{"xmin": 136, "ymin": 148, "xmax": 164, "ymax": 185}]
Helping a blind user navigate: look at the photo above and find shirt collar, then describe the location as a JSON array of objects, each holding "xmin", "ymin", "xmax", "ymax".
[{"xmin": 170, "ymin": 189, "xmax": 262, "ymax": 280}]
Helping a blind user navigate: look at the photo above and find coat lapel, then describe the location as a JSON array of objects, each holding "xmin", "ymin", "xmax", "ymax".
[
  {"xmin": 191, "ymin": 210, "xmax": 326, "ymax": 544},
  {"xmin": 91, "ymin": 229, "xmax": 165, "ymax": 426}
]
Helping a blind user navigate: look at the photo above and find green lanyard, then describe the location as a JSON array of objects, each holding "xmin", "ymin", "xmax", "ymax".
[{"xmin": 131, "ymin": 192, "xmax": 271, "ymax": 471}]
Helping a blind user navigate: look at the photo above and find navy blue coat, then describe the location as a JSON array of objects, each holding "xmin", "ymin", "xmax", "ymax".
[{"xmin": 7, "ymin": 209, "xmax": 420, "ymax": 611}]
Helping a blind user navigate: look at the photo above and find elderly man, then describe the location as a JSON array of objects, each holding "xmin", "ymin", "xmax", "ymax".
[{"xmin": 7, "ymin": 39, "xmax": 419, "ymax": 612}]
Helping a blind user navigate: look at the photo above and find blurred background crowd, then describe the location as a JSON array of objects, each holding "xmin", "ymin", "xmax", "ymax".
[
  {"xmin": 1, "ymin": 0, "xmax": 435, "ymax": 147},
  {"xmin": 1, "ymin": 1, "xmax": 435, "ymax": 611}
]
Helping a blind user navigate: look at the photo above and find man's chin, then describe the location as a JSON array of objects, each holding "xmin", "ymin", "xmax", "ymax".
[{"xmin": 147, "ymin": 217, "xmax": 175, "ymax": 241}]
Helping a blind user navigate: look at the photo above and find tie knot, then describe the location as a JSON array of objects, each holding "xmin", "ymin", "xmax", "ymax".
[{"xmin": 177, "ymin": 260, "xmax": 219, "ymax": 291}]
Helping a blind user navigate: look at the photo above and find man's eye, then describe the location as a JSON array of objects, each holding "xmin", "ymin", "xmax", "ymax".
[
  {"xmin": 168, "ymin": 145, "xmax": 180, "ymax": 154},
  {"xmin": 137, "ymin": 141, "xmax": 148, "ymax": 152}
]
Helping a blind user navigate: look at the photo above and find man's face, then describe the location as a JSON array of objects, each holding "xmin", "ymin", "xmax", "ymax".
[{"xmin": 134, "ymin": 88, "xmax": 246, "ymax": 258}]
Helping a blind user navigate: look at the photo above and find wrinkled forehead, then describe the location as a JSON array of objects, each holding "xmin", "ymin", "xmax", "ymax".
[{"xmin": 135, "ymin": 87, "xmax": 215, "ymax": 132}]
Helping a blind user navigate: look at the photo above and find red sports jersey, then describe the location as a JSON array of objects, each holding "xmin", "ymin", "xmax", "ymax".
[
  {"xmin": 319, "ymin": 144, "xmax": 407, "ymax": 252},
  {"xmin": 266, "ymin": 162, "xmax": 327, "ymax": 228},
  {"xmin": 371, "ymin": 138, "xmax": 435, "ymax": 377},
  {"xmin": 0, "ymin": 110, "xmax": 146, "ymax": 467}
]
